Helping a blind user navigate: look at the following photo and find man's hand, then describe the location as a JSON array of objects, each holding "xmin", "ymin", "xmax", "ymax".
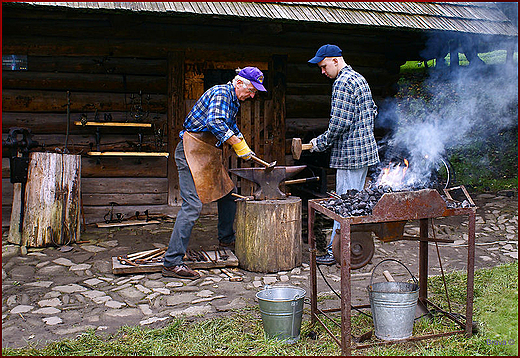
[
  {"xmin": 232, "ymin": 139, "xmax": 253, "ymax": 161},
  {"xmin": 309, "ymin": 138, "xmax": 318, "ymax": 152}
]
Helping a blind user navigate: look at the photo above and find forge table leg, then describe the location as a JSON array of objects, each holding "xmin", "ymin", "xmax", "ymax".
[
  {"xmin": 419, "ymin": 219, "xmax": 429, "ymax": 301},
  {"xmin": 466, "ymin": 211, "xmax": 476, "ymax": 336},
  {"xmin": 340, "ymin": 221, "xmax": 352, "ymax": 355},
  {"xmin": 309, "ymin": 205, "xmax": 318, "ymax": 324}
]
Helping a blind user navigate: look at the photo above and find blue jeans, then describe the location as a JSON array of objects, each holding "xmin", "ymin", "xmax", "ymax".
[
  {"xmin": 326, "ymin": 167, "xmax": 368, "ymax": 255},
  {"xmin": 163, "ymin": 141, "xmax": 236, "ymax": 267}
]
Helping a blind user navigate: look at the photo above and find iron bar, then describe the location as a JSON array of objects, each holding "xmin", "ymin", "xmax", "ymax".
[
  {"xmin": 354, "ymin": 330, "xmax": 465, "ymax": 350},
  {"xmin": 432, "ymin": 219, "xmax": 452, "ymax": 313},
  {"xmin": 423, "ymin": 299, "xmax": 465, "ymax": 329}
]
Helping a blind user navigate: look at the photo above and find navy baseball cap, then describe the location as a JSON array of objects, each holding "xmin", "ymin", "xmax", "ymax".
[
  {"xmin": 238, "ymin": 67, "xmax": 267, "ymax": 92},
  {"xmin": 308, "ymin": 44, "xmax": 343, "ymax": 64}
]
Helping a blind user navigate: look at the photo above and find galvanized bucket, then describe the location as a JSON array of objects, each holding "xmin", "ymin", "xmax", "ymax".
[
  {"xmin": 256, "ymin": 285, "xmax": 306, "ymax": 343},
  {"xmin": 367, "ymin": 259, "xmax": 419, "ymax": 341}
]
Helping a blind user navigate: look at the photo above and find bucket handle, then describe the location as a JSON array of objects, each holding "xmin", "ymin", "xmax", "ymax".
[{"xmin": 370, "ymin": 258, "xmax": 418, "ymax": 286}]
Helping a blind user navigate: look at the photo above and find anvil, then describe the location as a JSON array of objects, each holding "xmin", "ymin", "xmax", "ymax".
[{"xmin": 229, "ymin": 165, "xmax": 307, "ymax": 200}]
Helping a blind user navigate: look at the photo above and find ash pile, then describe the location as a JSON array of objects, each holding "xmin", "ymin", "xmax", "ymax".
[{"xmin": 441, "ymin": 196, "xmax": 473, "ymax": 209}]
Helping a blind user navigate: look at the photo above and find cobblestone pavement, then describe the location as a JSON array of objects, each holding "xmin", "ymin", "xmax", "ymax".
[{"xmin": 2, "ymin": 191, "xmax": 517, "ymax": 349}]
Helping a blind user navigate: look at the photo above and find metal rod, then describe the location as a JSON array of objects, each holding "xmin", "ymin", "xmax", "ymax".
[
  {"xmin": 316, "ymin": 307, "xmax": 342, "ymax": 328},
  {"xmin": 423, "ymin": 299, "xmax": 465, "ymax": 329},
  {"xmin": 354, "ymin": 330, "xmax": 465, "ymax": 350},
  {"xmin": 312, "ymin": 311, "xmax": 342, "ymax": 347},
  {"xmin": 431, "ymin": 219, "xmax": 452, "ymax": 313},
  {"xmin": 466, "ymin": 210, "xmax": 476, "ymax": 337}
]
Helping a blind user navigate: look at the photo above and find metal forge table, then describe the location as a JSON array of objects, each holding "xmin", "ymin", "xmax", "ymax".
[{"xmin": 308, "ymin": 188, "xmax": 476, "ymax": 355}]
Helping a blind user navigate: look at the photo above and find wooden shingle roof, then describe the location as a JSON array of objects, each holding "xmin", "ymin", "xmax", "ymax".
[{"xmin": 16, "ymin": 2, "xmax": 518, "ymax": 37}]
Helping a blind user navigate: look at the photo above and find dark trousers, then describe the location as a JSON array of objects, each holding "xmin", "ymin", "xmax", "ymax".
[{"xmin": 163, "ymin": 141, "xmax": 236, "ymax": 267}]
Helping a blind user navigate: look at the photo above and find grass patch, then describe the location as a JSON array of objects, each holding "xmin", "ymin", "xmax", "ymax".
[{"xmin": 3, "ymin": 262, "xmax": 517, "ymax": 356}]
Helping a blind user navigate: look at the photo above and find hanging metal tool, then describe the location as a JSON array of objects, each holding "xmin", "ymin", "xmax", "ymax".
[{"xmin": 2, "ymin": 127, "xmax": 39, "ymax": 232}]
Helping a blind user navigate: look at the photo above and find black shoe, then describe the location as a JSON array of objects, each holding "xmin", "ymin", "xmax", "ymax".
[{"xmin": 316, "ymin": 253, "xmax": 336, "ymax": 265}]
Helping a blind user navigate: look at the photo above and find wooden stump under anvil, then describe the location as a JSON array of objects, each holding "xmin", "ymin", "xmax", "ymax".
[
  {"xmin": 235, "ymin": 196, "xmax": 302, "ymax": 273},
  {"xmin": 8, "ymin": 152, "xmax": 81, "ymax": 247}
]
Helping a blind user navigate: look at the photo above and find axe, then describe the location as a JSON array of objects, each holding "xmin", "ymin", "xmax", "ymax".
[{"xmin": 291, "ymin": 138, "xmax": 313, "ymax": 160}]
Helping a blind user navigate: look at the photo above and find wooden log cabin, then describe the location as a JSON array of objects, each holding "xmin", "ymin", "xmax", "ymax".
[{"xmin": 2, "ymin": 2, "xmax": 517, "ymax": 225}]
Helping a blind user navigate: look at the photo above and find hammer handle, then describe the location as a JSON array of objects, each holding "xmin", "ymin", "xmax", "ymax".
[
  {"xmin": 251, "ymin": 155, "xmax": 270, "ymax": 167},
  {"xmin": 284, "ymin": 176, "xmax": 320, "ymax": 185},
  {"xmin": 231, "ymin": 193, "xmax": 253, "ymax": 200},
  {"xmin": 302, "ymin": 143, "xmax": 313, "ymax": 151}
]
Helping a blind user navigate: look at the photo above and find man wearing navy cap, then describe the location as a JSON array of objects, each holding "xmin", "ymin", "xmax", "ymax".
[
  {"xmin": 162, "ymin": 66, "xmax": 267, "ymax": 279},
  {"xmin": 308, "ymin": 44, "xmax": 380, "ymax": 265}
]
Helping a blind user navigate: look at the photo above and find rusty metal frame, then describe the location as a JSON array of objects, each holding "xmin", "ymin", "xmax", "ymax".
[{"xmin": 308, "ymin": 189, "xmax": 476, "ymax": 355}]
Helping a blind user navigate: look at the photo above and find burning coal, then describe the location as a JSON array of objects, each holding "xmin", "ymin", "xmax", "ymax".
[
  {"xmin": 321, "ymin": 184, "xmax": 392, "ymax": 217},
  {"xmin": 321, "ymin": 183, "xmax": 473, "ymax": 218}
]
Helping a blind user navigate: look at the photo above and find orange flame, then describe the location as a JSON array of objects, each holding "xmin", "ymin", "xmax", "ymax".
[{"xmin": 378, "ymin": 159, "xmax": 409, "ymax": 188}]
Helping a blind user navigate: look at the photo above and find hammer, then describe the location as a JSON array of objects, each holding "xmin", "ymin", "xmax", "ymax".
[
  {"xmin": 250, "ymin": 154, "xmax": 277, "ymax": 172},
  {"xmin": 291, "ymin": 138, "xmax": 313, "ymax": 160}
]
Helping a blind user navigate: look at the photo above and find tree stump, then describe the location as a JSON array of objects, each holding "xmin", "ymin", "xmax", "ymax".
[
  {"xmin": 235, "ymin": 197, "xmax": 302, "ymax": 273},
  {"xmin": 9, "ymin": 152, "xmax": 81, "ymax": 247}
]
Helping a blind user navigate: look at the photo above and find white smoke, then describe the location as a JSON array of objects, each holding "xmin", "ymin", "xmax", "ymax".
[{"xmin": 376, "ymin": 36, "xmax": 518, "ymax": 190}]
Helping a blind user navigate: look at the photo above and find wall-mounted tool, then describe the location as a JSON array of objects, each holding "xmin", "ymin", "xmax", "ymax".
[
  {"xmin": 2, "ymin": 127, "xmax": 40, "ymax": 232},
  {"xmin": 104, "ymin": 202, "xmax": 124, "ymax": 224}
]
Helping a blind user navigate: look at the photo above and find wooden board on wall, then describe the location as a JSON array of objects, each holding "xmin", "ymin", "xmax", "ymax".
[
  {"xmin": 2, "ymin": 112, "xmax": 167, "ymax": 134},
  {"xmin": 2, "ymin": 90, "xmax": 167, "ymax": 113}
]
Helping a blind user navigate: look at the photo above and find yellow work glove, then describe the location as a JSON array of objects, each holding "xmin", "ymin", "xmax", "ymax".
[{"xmin": 232, "ymin": 139, "xmax": 253, "ymax": 161}]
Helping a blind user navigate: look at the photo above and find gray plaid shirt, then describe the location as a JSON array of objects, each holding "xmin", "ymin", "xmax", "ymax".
[{"xmin": 315, "ymin": 65, "xmax": 380, "ymax": 169}]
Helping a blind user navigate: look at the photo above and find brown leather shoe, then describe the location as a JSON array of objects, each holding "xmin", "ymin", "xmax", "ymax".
[
  {"xmin": 162, "ymin": 264, "xmax": 201, "ymax": 280},
  {"xmin": 219, "ymin": 240, "xmax": 235, "ymax": 250}
]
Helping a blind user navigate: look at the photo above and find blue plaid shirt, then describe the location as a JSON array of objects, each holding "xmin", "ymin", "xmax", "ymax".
[
  {"xmin": 180, "ymin": 82, "xmax": 243, "ymax": 146},
  {"xmin": 315, "ymin": 65, "xmax": 380, "ymax": 169}
]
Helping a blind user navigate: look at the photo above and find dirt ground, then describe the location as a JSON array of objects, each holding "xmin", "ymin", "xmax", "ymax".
[{"xmin": 2, "ymin": 190, "xmax": 518, "ymax": 349}]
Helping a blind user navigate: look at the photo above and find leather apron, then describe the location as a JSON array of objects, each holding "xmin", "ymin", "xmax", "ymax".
[{"xmin": 183, "ymin": 131, "xmax": 234, "ymax": 204}]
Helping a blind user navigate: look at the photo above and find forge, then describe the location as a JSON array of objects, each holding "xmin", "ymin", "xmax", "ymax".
[{"xmin": 308, "ymin": 186, "xmax": 477, "ymax": 354}]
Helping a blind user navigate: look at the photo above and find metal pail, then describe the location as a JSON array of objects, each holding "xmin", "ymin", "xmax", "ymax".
[
  {"xmin": 367, "ymin": 259, "xmax": 419, "ymax": 341},
  {"xmin": 256, "ymin": 286, "xmax": 306, "ymax": 343}
]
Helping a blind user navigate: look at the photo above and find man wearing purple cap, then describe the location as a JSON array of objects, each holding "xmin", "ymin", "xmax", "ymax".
[
  {"xmin": 162, "ymin": 66, "xmax": 267, "ymax": 279},
  {"xmin": 308, "ymin": 44, "xmax": 380, "ymax": 265}
]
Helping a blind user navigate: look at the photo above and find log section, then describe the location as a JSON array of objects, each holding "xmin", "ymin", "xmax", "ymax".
[
  {"xmin": 12, "ymin": 152, "xmax": 81, "ymax": 247},
  {"xmin": 235, "ymin": 197, "xmax": 302, "ymax": 273}
]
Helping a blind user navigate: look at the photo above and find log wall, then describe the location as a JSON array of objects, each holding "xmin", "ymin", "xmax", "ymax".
[{"xmin": 2, "ymin": 5, "xmax": 424, "ymax": 226}]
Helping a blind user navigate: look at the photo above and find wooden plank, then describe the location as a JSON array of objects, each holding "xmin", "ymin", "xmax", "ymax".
[
  {"xmin": 2, "ymin": 112, "xmax": 167, "ymax": 134},
  {"xmin": 7, "ymin": 183, "xmax": 22, "ymax": 244},
  {"xmin": 73, "ymin": 121, "xmax": 152, "ymax": 128},
  {"xmin": 2, "ymin": 179, "xmax": 14, "ymax": 206},
  {"xmin": 167, "ymin": 51, "xmax": 185, "ymax": 205},
  {"xmin": 239, "ymin": 102, "xmax": 253, "ymax": 196},
  {"xmin": 2, "ymin": 133, "xmax": 158, "ymax": 153},
  {"xmin": 87, "ymin": 151, "xmax": 169, "ymax": 157},
  {"xmin": 2, "ymin": 71, "xmax": 166, "ymax": 93},
  {"xmin": 2, "ymin": 89, "xmax": 167, "ymax": 113},
  {"xmin": 111, "ymin": 249, "xmax": 239, "ymax": 274},
  {"xmin": 96, "ymin": 219, "xmax": 161, "ymax": 228},
  {"xmin": 81, "ymin": 156, "xmax": 167, "ymax": 178},
  {"xmin": 83, "ymin": 193, "xmax": 167, "ymax": 206},
  {"xmin": 2, "ymin": 158, "xmax": 10, "ymax": 178},
  {"xmin": 18, "ymin": 55, "xmax": 167, "ymax": 76},
  {"xmin": 81, "ymin": 177, "xmax": 168, "ymax": 194},
  {"xmin": 269, "ymin": 54, "xmax": 288, "ymax": 166}
]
